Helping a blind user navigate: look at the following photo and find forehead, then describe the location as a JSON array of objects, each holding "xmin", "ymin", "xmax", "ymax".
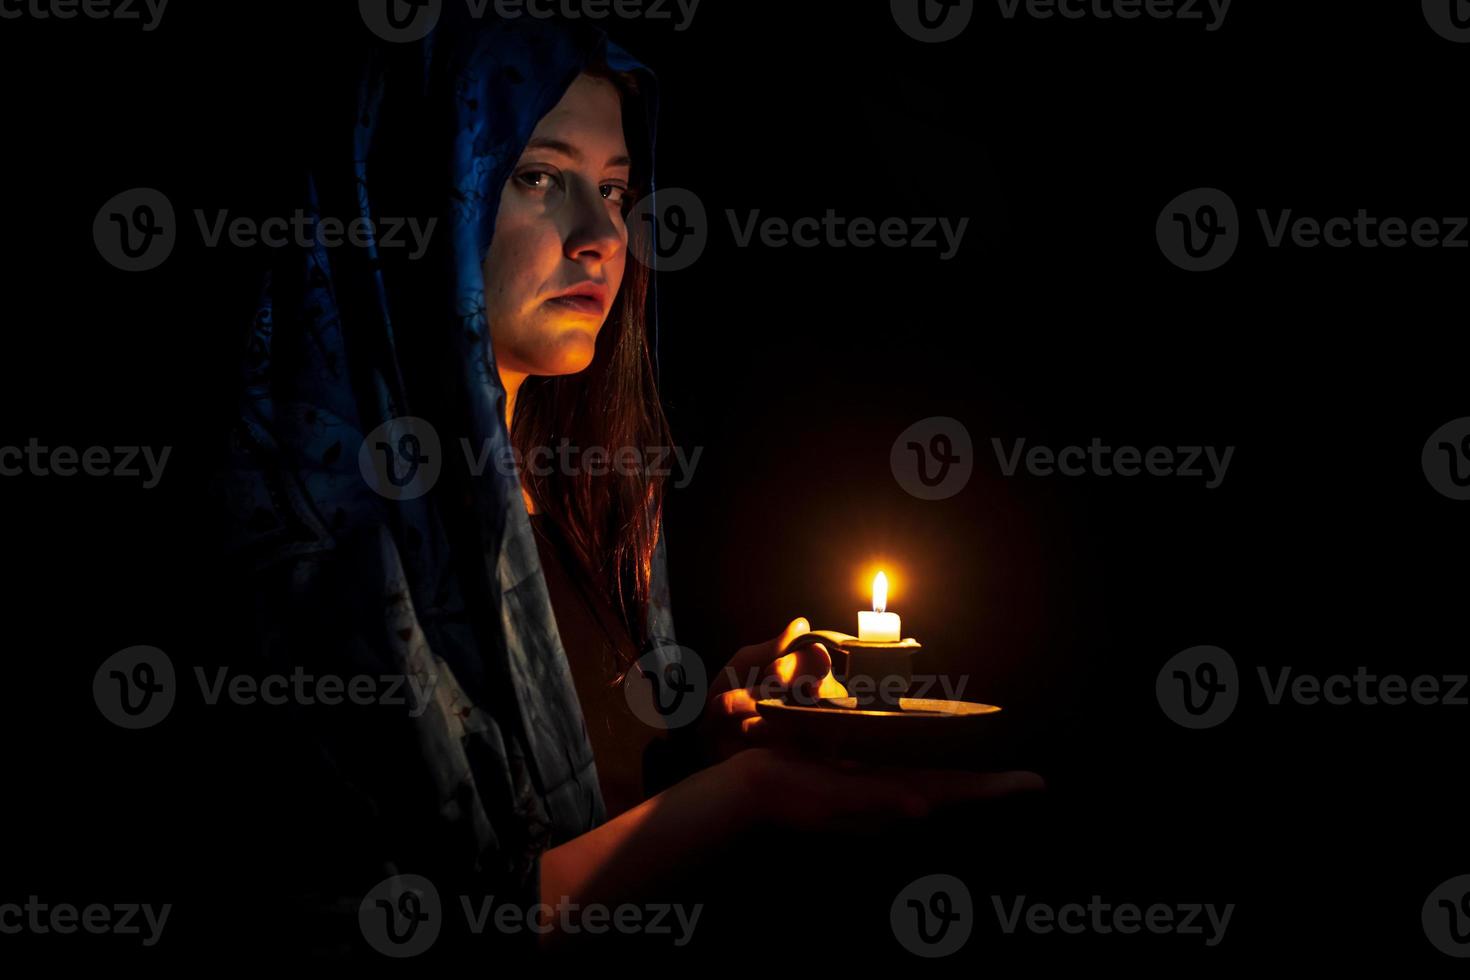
[{"xmin": 530, "ymin": 74, "xmax": 628, "ymax": 153}]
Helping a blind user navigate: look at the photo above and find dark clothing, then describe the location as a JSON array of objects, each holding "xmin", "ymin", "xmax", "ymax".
[{"xmin": 528, "ymin": 513, "xmax": 663, "ymax": 820}]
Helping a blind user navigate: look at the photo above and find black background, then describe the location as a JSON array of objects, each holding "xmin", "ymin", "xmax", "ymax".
[{"xmin": 2, "ymin": 0, "xmax": 1465, "ymax": 968}]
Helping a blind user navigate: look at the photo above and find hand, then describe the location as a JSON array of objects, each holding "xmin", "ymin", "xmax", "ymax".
[
  {"xmin": 695, "ymin": 617, "xmax": 849, "ymax": 763},
  {"xmin": 735, "ymin": 745, "xmax": 1046, "ymax": 836}
]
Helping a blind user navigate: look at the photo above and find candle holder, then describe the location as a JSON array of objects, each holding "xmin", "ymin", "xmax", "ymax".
[
  {"xmin": 780, "ymin": 630, "xmax": 921, "ymax": 710},
  {"xmin": 755, "ymin": 629, "xmax": 1002, "ymax": 762}
]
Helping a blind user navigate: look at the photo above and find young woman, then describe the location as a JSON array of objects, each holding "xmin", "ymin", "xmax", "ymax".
[{"xmin": 219, "ymin": 10, "xmax": 1041, "ymax": 954}]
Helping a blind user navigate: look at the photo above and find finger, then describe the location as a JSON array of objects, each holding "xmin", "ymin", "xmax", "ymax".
[
  {"xmin": 710, "ymin": 617, "xmax": 810, "ymax": 697},
  {"xmin": 739, "ymin": 715, "xmax": 770, "ymax": 744},
  {"xmin": 760, "ymin": 643, "xmax": 832, "ymax": 700},
  {"xmin": 717, "ymin": 688, "xmax": 759, "ymax": 718},
  {"xmin": 816, "ymin": 672, "xmax": 849, "ymax": 698}
]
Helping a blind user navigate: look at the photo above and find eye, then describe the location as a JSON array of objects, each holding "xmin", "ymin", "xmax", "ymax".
[
  {"xmin": 605, "ymin": 184, "xmax": 638, "ymax": 219},
  {"xmin": 514, "ymin": 168, "xmax": 563, "ymax": 192}
]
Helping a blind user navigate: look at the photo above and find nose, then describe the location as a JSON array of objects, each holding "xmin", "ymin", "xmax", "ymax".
[{"xmin": 562, "ymin": 176, "xmax": 624, "ymax": 269}]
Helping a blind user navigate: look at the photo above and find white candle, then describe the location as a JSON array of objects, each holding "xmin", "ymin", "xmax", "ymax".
[{"xmin": 857, "ymin": 571, "xmax": 901, "ymax": 641}]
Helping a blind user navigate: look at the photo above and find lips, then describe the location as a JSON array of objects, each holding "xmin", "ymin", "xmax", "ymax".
[
  {"xmin": 546, "ymin": 294, "xmax": 604, "ymax": 315},
  {"xmin": 546, "ymin": 280, "xmax": 608, "ymax": 316}
]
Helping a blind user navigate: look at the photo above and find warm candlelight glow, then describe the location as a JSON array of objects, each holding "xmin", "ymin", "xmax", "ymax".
[{"xmin": 858, "ymin": 569, "xmax": 901, "ymax": 642}]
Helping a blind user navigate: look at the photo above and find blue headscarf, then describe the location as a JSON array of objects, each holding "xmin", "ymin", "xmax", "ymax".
[{"xmin": 215, "ymin": 9, "xmax": 676, "ymax": 931}]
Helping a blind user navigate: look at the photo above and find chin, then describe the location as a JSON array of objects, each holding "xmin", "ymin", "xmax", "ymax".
[{"xmin": 535, "ymin": 327, "xmax": 599, "ymax": 376}]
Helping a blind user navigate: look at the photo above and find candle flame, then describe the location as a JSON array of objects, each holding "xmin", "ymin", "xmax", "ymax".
[{"xmin": 872, "ymin": 571, "xmax": 888, "ymax": 614}]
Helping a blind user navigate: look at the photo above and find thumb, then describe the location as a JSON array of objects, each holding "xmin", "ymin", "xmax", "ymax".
[
  {"xmin": 713, "ymin": 617, "xmax": 810, "ymax": 696},
  {"xmin": 774, "ymin": 616, "xmax": 811, "ymax": 655}
]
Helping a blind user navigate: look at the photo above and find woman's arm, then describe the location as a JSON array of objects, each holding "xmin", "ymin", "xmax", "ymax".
[
  {"xmin": 537, "ymin": 749, "xmax": 762, "ymax": 945},
  {"xmin": 536, "ymin": 744, "xmax": 1044, "ymax": 948}
]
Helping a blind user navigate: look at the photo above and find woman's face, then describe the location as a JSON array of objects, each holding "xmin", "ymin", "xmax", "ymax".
[{"xmin": 483, "ymin": 73, "xmax": 631, "ymax": 378}]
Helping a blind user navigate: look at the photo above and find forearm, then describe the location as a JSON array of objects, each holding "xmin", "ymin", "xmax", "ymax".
[{"xmin": 537, "ymin": 752, "xmax": 762, "ymax": 939}]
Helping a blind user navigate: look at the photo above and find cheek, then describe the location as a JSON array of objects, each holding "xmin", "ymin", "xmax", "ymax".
[{"xmin": 485, "ymin": 214, "xmax": 557, "ymax": 310}]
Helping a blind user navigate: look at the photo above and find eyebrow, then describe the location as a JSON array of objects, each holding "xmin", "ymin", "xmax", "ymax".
[{"xmin": 523, "ymin": 137, "xmax": 631, "ymax": 169}]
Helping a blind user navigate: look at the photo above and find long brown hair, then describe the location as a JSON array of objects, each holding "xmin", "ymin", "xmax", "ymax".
[{"xmin": 511, "ymin": 57, "xmax": 671, "ymax": 668}]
